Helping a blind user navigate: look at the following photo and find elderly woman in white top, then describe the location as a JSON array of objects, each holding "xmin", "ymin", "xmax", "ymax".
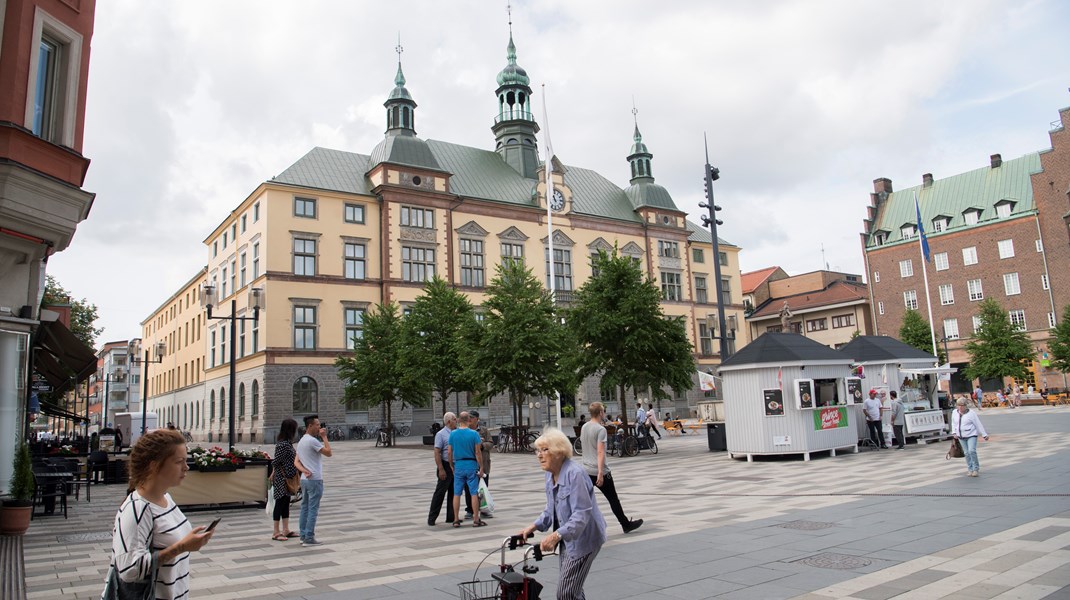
[{"xmin": 951, "ymin": 397, "xmax": 989, "ymax": 477}]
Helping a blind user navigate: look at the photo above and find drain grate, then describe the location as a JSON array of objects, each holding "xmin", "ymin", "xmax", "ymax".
[
  {"xmin": 795, "ymin": 552, "xmax": 872, "ymax": 569},
  {"xmin": 57, "ymin": 531, "xmax": 112, "ymax": 543},
  {"xmin": 776, "ymin": 520, "xmax": 835, "ymax": 531}
]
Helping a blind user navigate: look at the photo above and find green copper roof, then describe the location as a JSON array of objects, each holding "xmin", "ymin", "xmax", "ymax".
[
  {"xmin": 625, "ymin": 180, "xmax": 678, "ymax": 211},
  {"xmin": 629, "ymin": 125, "xmax": 649, "ymax": 156},
  {"xmin": 272, "ymin": 147, "xmax": 373, "ymax": 195},
  {"xmin": 496, "ymin": 34, "xmax": 530, "ymax": 87},
  {"xmin": 387, "ymin": 62, "xmax": 413, "ymax": 102},
  {"xmin": 867, "ymin": 152, "xmax": 1041, "ymax": 248},
  {"xmin": 686, "ymin": 219, "xmax": 736, "ymax": 248},
  {"xmin": 370, "ymin": 135, "xmax": 441, "ymax": 170}
]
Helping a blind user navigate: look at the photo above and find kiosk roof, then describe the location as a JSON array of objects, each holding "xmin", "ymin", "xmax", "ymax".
[
  {"xmin": 720, "ymin": 332, "xmax": 848, "ymax": 368},
  {"xmin": 839, "ymin": 336, "xmax": 936, "ymax": 363}
]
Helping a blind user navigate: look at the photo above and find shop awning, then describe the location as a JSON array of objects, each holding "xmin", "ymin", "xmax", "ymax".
[
  {"xmin": 37, "ymin": 398, "xmax": 86, "ymax": 421},
  {"xmin": 33, "ymin": 316, "xmax": 97, "ymax": 395}
]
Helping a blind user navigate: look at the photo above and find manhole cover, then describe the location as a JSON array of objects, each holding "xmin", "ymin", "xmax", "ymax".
[
  {"xmin": 795, "ymin": 552, "xmax": 872, "ymax": 569},
  {"xmin": 57, "ymin": 531, "xmax": 112, "ymax": 543},
  {"xmin": 776, "ymin": 520, "xmax": 835, "ymax": 531}
]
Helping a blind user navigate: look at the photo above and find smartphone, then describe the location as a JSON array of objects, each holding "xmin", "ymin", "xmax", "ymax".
[{"xmin": 205, "ymin": 517, "xmax": 221, "ymax": 532}]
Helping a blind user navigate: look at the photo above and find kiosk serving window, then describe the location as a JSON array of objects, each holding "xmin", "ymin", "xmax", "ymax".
[{"xmin": 813, "ymin": 378, "xmax": 841, "ymax": 407}]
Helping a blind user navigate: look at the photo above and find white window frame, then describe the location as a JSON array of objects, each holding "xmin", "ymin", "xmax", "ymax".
[
  {"xmin": 344, "ymin": 306, "xmax": 365, "ymax": 350},
  {"xmin": 938, "ymin": 284, "xmax": 954, "ymax": 305},
  {"xmin": 972, "ymin": 315, "xmax": 982, "ymax": 334},
  {"xmin": 900, "ymin": 225, "xmax": 917, "ymax": 239},
  {"xmin": 24, "ymin": 8, "xmax": 83, "ymax": 147},
  {"xmin": 962, "ymin": 246, "xmax": 978, "ymax": 266},
  {"xmin": 995, "ymin": 203, "xmax": 1012, "ymax": 218},
  {"xmin": 1049, "ymin": 312, "xmax": 1058, "ymax": 329},
  {"xmin": 904, "ymin": 290, "xmax": 918, "ymax": 310},
  {"xmin": 660, "ymin": 271, "xmax": 682, "ymax": 301},
  {"xmin": 1003, "ymin": 272, "xmax": 1020, "ymax": 296},
  {"xmin": 942, "ymin": 318, "xmax": 959, "ymax": 340},
  {"xmin": 899, "ymin": 259, "xmax": 913, "ymax": 278},
  {"xmin": 873, "ymin": 271, "xmax": 880, "ymax": 283},
  {"xmin": 1036, "ymin": 239, "xmax": 1043, "ymax": 253},
  {"xmin": 997, "ymin": 239, "xmax": 1014, "ymax": 259},
  {"xmin": 1042, "ymin": 274, "xmax": 1049, "ymax": 290},
  {"xmin": 933, "ymin": 252, "xmax": 949, "ymax": 271},
  {"xmin": 1009, "ymin": 309, "xmax": 1026, "ymax": 331},
  {"xmin": 967, "ymin": 279, "xmax": 983, "ymax": 301},
  {"xmin": 878, "ymin": 301, "xmax": 885, "ymax": 315},
  {"xmin": 964, "ymin": 210, "xmax": 980, "ymax": 225}
]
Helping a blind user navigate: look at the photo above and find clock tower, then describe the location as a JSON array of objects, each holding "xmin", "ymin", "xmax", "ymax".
[{"xmin": 492, "ymin": 27, "xmax": 541, "ymax": 179}]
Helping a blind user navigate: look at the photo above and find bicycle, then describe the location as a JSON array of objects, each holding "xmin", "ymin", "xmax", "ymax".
[
  {"xmin": 326, "ymin": 426, "xmax": 346, "ymax": 442},
  {"xmin": 458, "ymin": 534, "xmax": 550, "ymax": 600},
  {"xmin": 496, "ymin": 425, "xmax": 539, "ymax": 453},
  {"xmin": 181, "ymin": 430, "xmax": 193, "ymax": 443}
]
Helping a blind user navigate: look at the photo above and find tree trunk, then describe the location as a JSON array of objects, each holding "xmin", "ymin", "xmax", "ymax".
[{"xmin": 619, "ymin": 383, "xmax": 629, "ymax": 429}]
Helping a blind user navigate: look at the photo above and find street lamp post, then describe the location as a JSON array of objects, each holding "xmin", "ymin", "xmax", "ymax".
[
  {"xmin": 699, "ymin": 139, "xmax": 732, "ymax": 361},
  {"xmin": 129, "ymin": 339, "xmax": 166, "ymax": 437},
  {"xmin": 202, "ymin": 285, "xmax": 263, "ymax": 451}
]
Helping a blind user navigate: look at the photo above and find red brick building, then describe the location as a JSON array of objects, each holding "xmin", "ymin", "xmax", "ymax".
[{"xmin": 861, "ymin": 106, "xmax": 1070, "ymax": 393}]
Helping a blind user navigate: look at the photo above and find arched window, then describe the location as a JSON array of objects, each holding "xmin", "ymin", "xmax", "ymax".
[
  {"xmin": 238, "ymin": 382, "xmax": 246, "ymax": 417},
  {"xmin": 219, "ymin": 387, "xmax": 226, "ymax": 421},
  {"xmin": 252, "ymin": 380, "xmax": 259, "ymax": 416},
  {"xmin": 209, "ymin": 390, "xmax": 215, "ymax": 421},
  {"xmin": 293, "ymin": 376, "xmax": 318, "ymax": 414}
]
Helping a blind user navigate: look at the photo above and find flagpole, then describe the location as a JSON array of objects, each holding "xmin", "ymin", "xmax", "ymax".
[
  {"xmin": 915, "ymin": 191, "xmax": 939, "ymax": 360},
  {"xmin": 541, "ymin": 84, "xmax": 562, "ymax": 429}
]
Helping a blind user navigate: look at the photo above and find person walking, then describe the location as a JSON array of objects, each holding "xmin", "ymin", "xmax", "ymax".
[
  {"xmin": 269, "ymin": 418, "xmax": 300, "ymax": 541},
  {"xmin": 428, "ymin": 412, "xmax": 457, "ymax": 526},
  {"xmin": 518, "ymin": 428, "xmax": 606, "ymax": 600},
  {"xmin": 1012, "ymin": 384, "xmax": 1022, "ymax": 408},
  {"xmin": 448, "ymin": 412, "xmax": 485, "ymax": 527},
  {"xmin": 634, "ymin": 402, "xmax": 647, "ymax": 437},
  {"xmin": 105, "ymin": 429, "xmax": 214, "ymax": 599},
  {"xmin": 951, "ymin": 398, "xmax": 989, "ymax": 477},
  {"xmin": 889, "ymin": 391, "xmax": 905, "ymax": 449},
  {"xmin": 581, "ymin": 402, "xmax": 643, "ymax": 534},
  {"xmin": 973, "ymin": 384, "xmax": 984, "ymax": 409},
  {"xmin": 645, "ymin": 403, "xmax": 662, "ymax": 440},
  {"xmin": 294, "ymin": 414, "xmax": 332, "ymax": 546},
  {"xmin": 863, "ymin": 389, "xmax": 887, "ymax": 449}
]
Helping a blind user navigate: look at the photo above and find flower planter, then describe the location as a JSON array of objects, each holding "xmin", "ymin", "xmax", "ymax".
[
  {"xmin": 0, "ymin": 502, "xmax": 32, "ymax": 536},
  {"xmin": 170, "ymin": 464, "xmax": 269, "ymax": 507},
  {"xmin": 192, "ymin": 464, "xmax": 238, "ymax": 473}
]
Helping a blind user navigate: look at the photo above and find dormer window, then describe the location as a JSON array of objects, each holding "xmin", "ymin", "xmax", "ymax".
[
  {"xmin": 900, "ymin": 224, "xmax": 917, "ymax": 239},
  {"xmin": 931, "ymin": 216, "xmax": 950, "ymax": 232},
  {"xmin": 994, "ymin": 200, "xmax": 1015, "ymax": 219},
  {"xmin": 873, "ymin": 232, "xmax": 887, "ymax": 246},
  {"xmin": 963, "ymin": 208, "xmax": 981, "ymax": 225}
]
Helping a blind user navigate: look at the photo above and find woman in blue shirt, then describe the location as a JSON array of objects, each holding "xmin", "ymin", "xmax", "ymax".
[{"xmin": 518, "ymin": 429, "xmax": 606, "ymax": 599}]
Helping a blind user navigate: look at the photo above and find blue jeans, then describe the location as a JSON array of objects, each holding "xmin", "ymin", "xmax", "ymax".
[
  {"xmin": 299, "ymin": 479, "xmax": 324, "ymax": 540},
  {"xmin": 958, "ymin": 436, "xmax": 979, "ymax": 472}
]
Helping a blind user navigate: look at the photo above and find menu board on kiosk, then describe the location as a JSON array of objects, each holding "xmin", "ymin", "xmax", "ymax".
[
  {"xmin": 845, "ymin": 378, "xmax": 863, "ymax": 405},
  {"xmin": 795, "ymin": 379, "xmax": 815, "ymax": 410},
  {"xmin": 764, "ymin": 389, "xmax": 785, "ymax": 417}
]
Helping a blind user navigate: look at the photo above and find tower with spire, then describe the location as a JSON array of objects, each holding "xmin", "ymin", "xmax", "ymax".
[
  {"xmin": 624, "ymin": 107, "xmax": 681, "ymax": 215},
  {"xmin": 492, "ymin": 12, "xmax": 540, "ymax": 179},
  {"xmin": 370, "ymin": 36, "xmax": 441, "ymax": 171}
]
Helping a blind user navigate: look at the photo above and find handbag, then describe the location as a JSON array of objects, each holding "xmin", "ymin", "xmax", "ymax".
[
  {"xmin": 947, "ymin": 439, "xmax": 964, "ymax": 459},
  {"xmin": 285, "ymin": 472, "xmax": 301, "ymax": 495},
  {"xmin": 101, "ymin": 528, "xmax": 158, "ymax": 600}
]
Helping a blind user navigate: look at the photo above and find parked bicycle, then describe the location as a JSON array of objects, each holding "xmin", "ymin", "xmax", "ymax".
[
  {"xmin": 458, "ymin": 534, "xmax": 550, "ymax": 600},
  {"xmin": 349, "ymin": 424, "xmax": 373, "ymax": 440},
  {"xmin": 373, "ymin": 423, "xmax": 411, "ymax": 447},
  {"xmin": 495, "ymin": 425, "xmax": 539, "ymax": 453},
  {"xmin": 180, "ymin": 430, "xmax": 193, "ymax": 443}
]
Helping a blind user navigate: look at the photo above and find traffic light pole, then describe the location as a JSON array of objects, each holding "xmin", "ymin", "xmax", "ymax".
[{"xmin": 700, "ymin": 137, "xmax": 731, "ymax": 361}]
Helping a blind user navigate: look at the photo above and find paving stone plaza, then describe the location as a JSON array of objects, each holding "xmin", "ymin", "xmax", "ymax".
[{"xmin": 19, "ymin": 406, "xmax": 1070, "ymax": 599}]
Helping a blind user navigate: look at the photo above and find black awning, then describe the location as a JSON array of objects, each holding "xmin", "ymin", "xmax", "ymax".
[
  {"xmin": 33, "ymin": 318, "xmax": 98, "ymax": 395},
  {"xmin": 38, "ymin": 399, "xmax": 85, "ymax": 421}
]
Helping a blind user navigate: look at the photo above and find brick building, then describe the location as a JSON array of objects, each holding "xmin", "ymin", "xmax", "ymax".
[
  {"xmin": 744, "ymin": 270, "xmax": 872, "ymax": 349},
  {"xmin": 861, "ymin": 106, "xmax": 1070, "ymax": 393}
]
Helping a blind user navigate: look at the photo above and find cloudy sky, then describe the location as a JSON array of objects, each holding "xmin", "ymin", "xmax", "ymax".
[{"xmin": 47, "ymin": 0, "xmax": 1070, "ymax": 345}]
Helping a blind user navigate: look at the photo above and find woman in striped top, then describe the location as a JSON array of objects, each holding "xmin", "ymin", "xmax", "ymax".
[{"xmin": 105, "ymin": 430, "xmax": 214, "ymax": 599}]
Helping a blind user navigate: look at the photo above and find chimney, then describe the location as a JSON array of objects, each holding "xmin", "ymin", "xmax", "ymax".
[
  {"xmin": 990, "ymin": 154, "xmax": 1002, "ymax": 168},
  {"xmin": 922, "ymin": 173, "xmax": 934, "ymax": 187},
  {"xmin": 873, "ymin": 178, "xmax": 893, "ymax": 194}
]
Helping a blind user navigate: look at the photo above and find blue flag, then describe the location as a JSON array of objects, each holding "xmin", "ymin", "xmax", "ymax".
[{"xmin": 914, "ymin": 192, "xmax": 930, "ymax": 262}]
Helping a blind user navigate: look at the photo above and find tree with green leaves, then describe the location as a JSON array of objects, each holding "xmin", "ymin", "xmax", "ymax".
[
  {"xmin": 335, "ymin": 302, "xmax": 429, "ymax": 444},
  {"xmin": 42, "ymin": 275, "xmax": 102, "ymax": 348},
  {"xmin": 1046, "ymin": 304, "xmax": 1070, "ymax": 376},
  {"xmin": 401, "ymin": 276, "xmax": 478, "ymax": 416},
  {"xmin": 467, "ymin": 260, "xmax": 570, "ymax": 426},
  {"xmin": 963, "ymin": 298, "xmax": 1035, "ymax": 383},
  {"xmin": 898, "ymin": 309, "xmax": 942, "ymax": 362},
  {"xmin": 566, "ymin": 249, "xmax": 694, "ymax": 430}
]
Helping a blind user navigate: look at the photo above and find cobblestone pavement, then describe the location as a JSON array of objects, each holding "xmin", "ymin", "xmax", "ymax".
[{"xmin": 20, "ymin": 405, "xmax": 1070, "ymax": 599}]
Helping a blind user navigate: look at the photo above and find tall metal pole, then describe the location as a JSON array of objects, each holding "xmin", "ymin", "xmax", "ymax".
[
  {"xmin": 83, "ymin": 379, "xmax": 89, "ymax": 450},
  {"xmin": 229, "ymin": 299, "xmax": 237, "ymax": 451},
  {"xmin": 700, "ymin": 136, "xmax": 730, "ymax": 360},
  {"xmin": 141, "ymin": 350, "xmax": 150, "ymax": 435}
]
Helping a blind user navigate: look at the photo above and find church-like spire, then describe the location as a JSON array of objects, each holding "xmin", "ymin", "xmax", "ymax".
[
  {"xmin": 627, "ymin": 105, "xmax": 653, "ymax": 182},
  {"xmin": 384, "ymin": 34, "xmax": 416, "ymax": 136},
  {"xmin": 492, "ymin": 4, "xmax": 540, "ymax": 179}
]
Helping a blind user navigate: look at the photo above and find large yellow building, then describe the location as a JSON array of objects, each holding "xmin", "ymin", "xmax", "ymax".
[{"xmin": 140, "ymin": 34, "xmax": 746, "ymax": 442}]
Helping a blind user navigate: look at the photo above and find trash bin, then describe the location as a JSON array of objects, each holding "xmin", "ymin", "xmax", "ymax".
[{"xmin": 707, "ymin": 422, "xmax": 726, "ymax": 452}]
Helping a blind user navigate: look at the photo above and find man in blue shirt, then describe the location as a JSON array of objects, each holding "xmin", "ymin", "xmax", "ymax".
[
  {"xmin": 427, "ymin": 412, "xmax": 456, "ymax": 526},
  {"xmin": 448, "ymin": 412, "xmax": 485, "ymax": 527}
]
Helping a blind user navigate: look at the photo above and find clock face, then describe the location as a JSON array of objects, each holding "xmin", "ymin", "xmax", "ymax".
[{"xmin": 549, "ymin": 189, "xmax": 566, "ymax": 212}]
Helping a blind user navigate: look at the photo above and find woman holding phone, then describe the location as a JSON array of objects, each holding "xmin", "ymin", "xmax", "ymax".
[{"xmin": 105, "ymin": 429, "xmax": 214, "ymax": 599}]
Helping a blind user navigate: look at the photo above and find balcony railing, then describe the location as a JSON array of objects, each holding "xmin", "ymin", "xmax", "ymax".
[{"xmin": 494, "ymin": 109, "xmax": 535, "ymax": 124}]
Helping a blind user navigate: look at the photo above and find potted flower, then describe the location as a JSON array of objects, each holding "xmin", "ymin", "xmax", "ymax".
[
  {"xmin": 231, "ymin": 447, "xmax": 271, "ymax": 465},
  {"xmin": 189, "ymin": 446, "xmax": 239, "ymax": 472},
  {"xmin": 1, "ymin": 442, "xmax": 35, "ymax": 535}
]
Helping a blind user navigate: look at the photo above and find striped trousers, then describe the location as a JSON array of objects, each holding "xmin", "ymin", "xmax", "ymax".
[{"xmin": 556, "ymin": 547, "xmax": 600, "ymax": 599}]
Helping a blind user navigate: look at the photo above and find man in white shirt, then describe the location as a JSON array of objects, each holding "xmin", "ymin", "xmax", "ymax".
[
  {"xmin": 295, "ymin": 414, "xmax": 332, "ymax": 546},
  {"xmin": 863, "ymin": 390, "xmax": 887, "ymax": 449}
]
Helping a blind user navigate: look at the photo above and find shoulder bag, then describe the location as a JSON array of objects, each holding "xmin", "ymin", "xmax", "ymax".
[
  {"xmin": 101, "ymin": 508, "xmax": 159, "ymax": 600},
  {"xmin": 285, "ymin": 472, "xmax": 301, "ymax": 495},
  {"xmin": 946, "ymin": 415, "xmax": 964, "ymax": 460}
]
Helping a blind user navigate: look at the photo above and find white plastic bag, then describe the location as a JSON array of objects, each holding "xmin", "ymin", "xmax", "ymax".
[
  {"xmin": 265, "ymin": 489, "xmax": 275, "ymax": 517},
  {"xmin": 477, "ymin": 479, "xmax": 494, "ymax": 514}
]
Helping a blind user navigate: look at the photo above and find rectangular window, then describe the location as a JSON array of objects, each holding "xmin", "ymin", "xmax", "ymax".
[
  {"xmin": 973, "ymin": 315, "xmax": 982, "ymax": 333},
  {"xmin": 904, "ymin": 290, "xmax": 918, "ymax": 310},
  {"xmin": 901, "ymin": 225, "xmax": 916, "ymax": 239},
  {"xmin": 934, "ymin": 252, "xmax": 949, "ymax": 271},
  {"xmin": 719, "ymin": 252, "xmax": 728, "ymax": 266},
  {"xmin": 932, "ymin": 218, "xmax": 947, "ymax": 233},
  {"xmin": 657, "ymin": 240, "xmax": 679, "ymax": 258},
  {"xmin": 878, "ymin": 301, "xmax": 884, "ymax": 315},
  {"xmin": 241, "ymin": 214, "xmax": 247, "ymax": 233},
  {"xmin": 402, "ymin": 246, "xmax": 435, "ymax": 282},
  {"xmin": 344, "ymin": 307, "xmax": 365, "ymax": 350},
  {"xmin": 1003, "ymin": 272, "xmax": 1020, "ymax": 296},
  {"xmin": 32, "ymin": 37, "xmax": 62, "ymax": 139},
  {"xmin": 695, "ymin": 277, "xmax": 708, "ymax": 304},
  {"xmin": 589, "ymin": 253, "xmax": 602, "ymax": 279},
  {"xmin": 252, "ymin": 243, "xmax": 260, "ymax": 279},
  {"xmin": 251, "ymin": 318, "xmax": 259, "ymax": 353},
  {"xmin": 939, "ymin": 283, "xmax": 954, "ymax": 305},
  {"xmin": 1009, "ymin": 309, "xmax": 1026, "ymax": 331},
  {"xmin": 221, "ymin": 267, "xmax": 228, "ymax": 298},
  {"xmin": 220, "ymin": 324, "xmax": 227, "ymax": 365},
  {"xmin": 997, "ymin": 239, "xmax": 1014, "ymax": 259},
  {"xmin": 213, "ymin": 241, "xmax": 218, "ymax": 258},
  {"xmin": 943, "ymin": 318, "xmax": 960, "ymax": 340},
  {"xmin": 239, "ymin": 320, "xmax": 246, "ymax": 359},
  {"xmin": 1036, "ymin": 239, "xmax": 1043, "ymax": 253},
  {"xmin": 209, "ymin": 330, "xmax": 216, "ymax": 368},
  {"xmin": 240, "ymin": 253, "xmax": 247, "ymax": 288},
  {"xmin": 967, "ymin": 279, "xmax": 984, "ymax": 301},
  {"xmin": 344, "ymin": 242, "xmax": 366, "ymax": 280},
  {"xmin": 293, "ymin": 238, "xmax": 316, "ymax": 275},
  {"xmin": 831, "ymin": 314, "xmax": 855, "ymax": 328},
  {"xmin": 1049, "ymin": 312, "xmax": 1058, "ymax": 329},
  {"xmin": 501, "ymin": 242, "xmax": 524, "ymax": 266},
  {"xmin": 900, "ymin": 259, "xmax": 913, "ymax": 278},
  {"xmin": 964, "ymin": 211, "xmax": 979, "ymax": 225},
  {"xmin": 344, "ymin": 203, "xmax": 365, "ymax": 224},
  {"xmin": 231, "ymin": 224, "xmax": 237, "ymax": 242},
  {"xmin": 698, "ymin": 322, "xmax": 713, "ymax": 355},
  {"xmin": 230, "ymin": 259, "xmax": 237, "ymax": 293},
  {"xmin": 873, "ymin": 271, "xmax": 880, "ymax": 283},
  {"xmin": 1042, "ymin": 274, "xmax": 1049, "ymax": 290},
  {"xmin": 253, "ymin": 202, "xmax": 260, "ymax": 222},
  {"xmin": 294, "ymin": 197, "xmax": 317, "ymax": 218},
  {"xmin": 545, "ymin": 248, "xmax": 573, "ymax": 291},
  {"xmin": 293, "ymin": 306, "xmax": 317, "ymax": 349},
  {"xmin": 806, "ymin": 318, "xmax": 827, "ymax": 332},
  {"xmin": 720, "ymin": 277, "xmax": 732, "ymax": 305},
  {"xmin": 692, "ymin": 248, "xmax": 705, "ymax": 263},
  {"xmin": 400, "ymin": 206, "xmax": 434, "ymax": 228},
  {"xmin": 460, "ymin": 239, "xmax": 485, "ymax": 287},
  {"xmin": 962, "ymin": 247, "xmax": 978, "ymax": 265},
  {"xmin": 996, "ymin": 203, "xmax": 1012, "ymax": 218},
  {"xmin": 222, "ymin": 231, "xmax": 228, "ymax": 249},
  {"xmin": 660, "ymin": 272, "xmax": 682, "ymax": 301}
]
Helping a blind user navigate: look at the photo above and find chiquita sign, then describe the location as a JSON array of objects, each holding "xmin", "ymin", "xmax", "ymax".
[{"xmin": 813, "ymin": 407, "xmax": 847, "ymax": 431}]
